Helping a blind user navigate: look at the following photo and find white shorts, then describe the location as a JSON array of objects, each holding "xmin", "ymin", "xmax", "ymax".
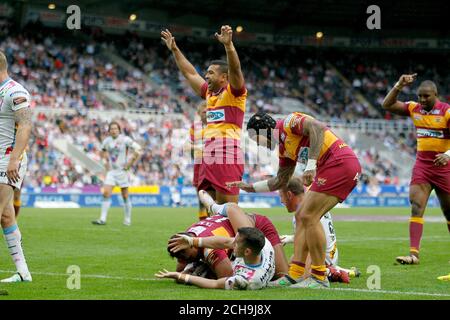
[
  {"xmin": 104, "ymin": 169, "xmax": 130, "ymax": 188},
  {"xmin": 0, "ymin": 153, "xmax": 27, "ymax": 190}
]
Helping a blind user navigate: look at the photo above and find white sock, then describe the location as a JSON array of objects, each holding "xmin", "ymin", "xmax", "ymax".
[
  {"xmin": 211, "ymin": 203, "xmax": 228, "ymax": 217},
  {"xmin": 100, "ymin": 198, "xmax": 111, "ymax": 222},
  {"xmin": 3, "ymin": 224, "xmax": 30, "ymax": 277},
  {"xmin": 123, "ymin": 198, "xmax": 132, "ymax": 223}
]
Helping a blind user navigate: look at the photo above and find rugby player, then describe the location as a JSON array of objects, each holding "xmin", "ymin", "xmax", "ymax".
[
  {"xmin": 382, "ymin": 74, "xmax": 450, "ymax": 265},
  {"xmin": 92, "ymin": 121, "xmax": 141, "ymax": 226},
  {"xmin": 190, "ymin": 101, "xmax": 208, "ymax": 220},
  {"xmin": 161, "ymin": 25, "xmax": 246, "ymax": 204},
  {"xmin": 228, "ymin": 111, "xmax": 361, "ymax": 288},
  {"xmin": 0, "ymin": 51, "xmax": 32, "ymax": 282},
  {"xmin": 157, "ymin": 227, "xmax": 275, "ymax": 290},
  {"xmin": 166, "ymin": 190, "xmax": 289, "ymax": 280}
]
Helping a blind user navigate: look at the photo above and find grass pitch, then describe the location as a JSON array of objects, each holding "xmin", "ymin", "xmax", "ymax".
[{"xmin": 0, "ymin": 207, "xmax": 449, "ymax": 300}]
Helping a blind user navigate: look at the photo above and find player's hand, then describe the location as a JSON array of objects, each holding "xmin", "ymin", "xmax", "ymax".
[
  {"xmin": 397, "ymin": 73, "xmax": 417, "ymax": 87},
  {"xmin": 280, "ymin": 235, "xmax": 294, "ymax": 246},
  {"xmin": 226, "ymin": 181, "xmax": 254, "ymax": 192},
  {"xmin": 434, "ymin": 153, "xmax": 450, "ymax": 167},
  {"xmin": 161, "ymin": 29, "xmax": 177, "ymax": 51},
  {"xmin": 6, "ymin": 157, "xmax": 20, "ymax": 184},
  {"xmin": 215, "ymin": 25, "xmax": 233, "ymax": 46},
  {"xmin": 303, "ymin": 170, "xmax": 316, "ymax": 186},
  {"xmin": 155, "ymin": 269, "xmax": 180, "ymax": 280},
  {"xmin": 168, "ymin": 234, "xmax": 194, "ymax": 253}
]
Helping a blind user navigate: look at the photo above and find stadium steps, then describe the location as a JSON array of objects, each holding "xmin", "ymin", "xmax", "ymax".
[
  {"xmin": 100, "ymin": 49, "xmax": 195, "ymax": 116},
  {"xmin": 326, "ymin": 62, "xmax": 382, "ymax": 118},
  {"xmin": 332, "ymin": 128, "xmax": 414, "ymax": 183},
  {"xmin": 52, "ymin": 139, "xmax": 105, "ymax": 175}
]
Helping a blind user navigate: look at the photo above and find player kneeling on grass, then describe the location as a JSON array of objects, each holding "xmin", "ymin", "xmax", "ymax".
[
  {"xmin": 278, "ymin": 177, "xmax": 360, "ymax": 284},
  {"xmin": 156, "ymin": 226, "xmax": 275, "ymax": 290}
]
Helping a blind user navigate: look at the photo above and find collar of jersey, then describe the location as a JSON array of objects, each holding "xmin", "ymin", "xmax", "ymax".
[
  {"xmin": 245, "ymin": 252, "xmax": 263, "ymax": 268},
  {"xmin": 0, "ymin": 77, "xmax": 11, "ymax": 89},
  {"xmin": 420, "ymin": 99, "xmax": 440, "ymax": 114}
]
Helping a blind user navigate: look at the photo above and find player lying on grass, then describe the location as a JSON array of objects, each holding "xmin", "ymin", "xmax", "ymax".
[
  {"xmin": 156, "ymin": 226, "xmax": 275, "ymax": 290},
  {"xmin": 164, "ymin": 190, "xmax": 289, "ymax": 280},
  {"xmin": 277, "ymin": 177, "xmax": 360, "ymax": 284}
]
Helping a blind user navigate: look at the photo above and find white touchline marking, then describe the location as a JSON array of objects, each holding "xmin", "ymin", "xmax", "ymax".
[
  {"xmin": 0, "ymin": 269, "xmax": 157, "ymax": 282},
  {"xmin": 0, "ymin": 270, "xmax": 449, "ymax": 297}
]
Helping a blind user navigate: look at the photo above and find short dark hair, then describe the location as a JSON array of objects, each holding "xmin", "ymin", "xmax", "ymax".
[
  {"xmin": 237, "ymin": 227, "xmax": 265, "ymax": 255},
  {"xmin": 247, "ymin": 111, "xmax": 276, "ymax": 141},
  {"xmin": 167, "ymin": 232, "xmax": 192, "ymax": 259},
  {"xmin": 209, "ymin": 60, "xmax": 228, "ymax": 74},
  {"xmin": 108, "ymin": 121, "xmax": 121, "ymax": 133}
]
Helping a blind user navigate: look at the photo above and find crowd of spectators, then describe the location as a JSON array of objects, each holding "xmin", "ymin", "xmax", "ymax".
[{"xmin": 3, "ymin": 23, "xmax": 446, "ymax": 188}]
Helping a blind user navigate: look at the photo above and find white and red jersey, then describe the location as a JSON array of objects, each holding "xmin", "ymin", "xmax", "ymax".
[
  {"xmin": 101, "ymin": 134, "xmax": 140, "ymax": 170},
  {"xmin": 0, "ymin": 78, "xmax": 31, "ymax": 158},
  {"xmin": 225, "ymin": 237, "xmax": 275, "ymax": 290}
]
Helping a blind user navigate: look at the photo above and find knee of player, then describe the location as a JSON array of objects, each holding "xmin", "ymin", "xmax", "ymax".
[
  {"xmin": 0, "ymin": 213, "xmax": 14, "ymax": 228},
  {"xmin": 409, "ymin": 200, "xmax": 425, "ymax": 216}
]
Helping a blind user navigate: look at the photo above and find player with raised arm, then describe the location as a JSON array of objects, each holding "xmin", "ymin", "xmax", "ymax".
[
  {"xmin": 92, "ymin": 121, "xmax": 141, "ymax": 226},
  {"xmin": 227, "ymin": 111, "xmax": 361, "ymax": 288},
  {"xmin": 161, "ymin": 26, "xmax": 246, "ymax": 205},
  {"xmin": 382, "ymin": 74, "xmax": 450, "ymax": 265},
  {"xmin": 0, "ymin": 51, "xmax": 32, "ymax": 282},
  {"xmin": 157, "ymin": 227, "xmax": 275, "ymax": 290}
]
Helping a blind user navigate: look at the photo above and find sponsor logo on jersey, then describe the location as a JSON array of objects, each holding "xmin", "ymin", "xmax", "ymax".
[
  {"xmin": 206, "ymin": 109, "xmax": 225, "ymax": 122},
  {"xmin": 297, "ymin": 147, "xmax": 309, "ymax": 164},
  {"xmin": 431, "ymin": 109, "xmax": 441, "ymax": 115},
  {"xmin": 13, "ymin": 97, "xmax": 27, "ymax": 106},
  {"xmin": 316, "ymin": 177, "xmax": 327, "ymax": 186},
  {"xmin": 416, "ymin": 128, "xmax": 444, "ymax": 138},
  {"xmin": 414, "ymin": 115, "xmax": 422, "ymax": 121}
]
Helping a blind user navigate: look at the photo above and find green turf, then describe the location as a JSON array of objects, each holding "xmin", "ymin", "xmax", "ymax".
[{"xmin": 0, "ymin": 207, "xmax": 448, "ymax": 300}]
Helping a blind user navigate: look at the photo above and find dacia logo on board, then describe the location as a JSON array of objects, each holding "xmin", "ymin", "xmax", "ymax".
[{"xmin": 206, "ymin": 109, "xmax": 225, "ymax": 122}]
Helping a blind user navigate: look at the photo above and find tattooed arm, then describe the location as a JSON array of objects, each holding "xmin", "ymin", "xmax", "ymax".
[
  {"xmin": 301, "ymin": 117, "xmax": 326, "ymax": 186},
  {"xmin": 7, "ymin": 108, "xmax": 32, "ymax": 183},
  {"xmin": 227, "ymin": 165, "xmax": 295, "ymax": 192},
  {"xmin": 267, "ymin": 165, "xmax": 296, "ymax": 191}
]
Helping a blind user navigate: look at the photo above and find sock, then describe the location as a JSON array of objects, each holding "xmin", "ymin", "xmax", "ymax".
[
  {"xmin": 100, "ymin": 198, "xmax": 111, "ymax": 222},
  {"xmin": 210, "ymin": 203, "xmax": 228, "ymax": 217},
  {"xmin": 288, "ymin": 261, "xmax": 305, "ymax": 279},
  {"xmin": 3, "ymin": 224, "xmax": 29, "ymax": 277},
  {"xmin": 409, "ymin": 217, "xmax": 424, "ymax": 257},
  {"xmin": 123, "ymin": 198, "xmax": 132, "ymax": 223},
  {"xmin": 311, "ymin": 264, "xmax": 327, "ymax": 281},
  {"xmin": 198, "ymin": 208, "xmax": 208, "ymax": 220},
  {"xmin": 14, "ymin": 199, "xmax": 21, "ymax": 217}
]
